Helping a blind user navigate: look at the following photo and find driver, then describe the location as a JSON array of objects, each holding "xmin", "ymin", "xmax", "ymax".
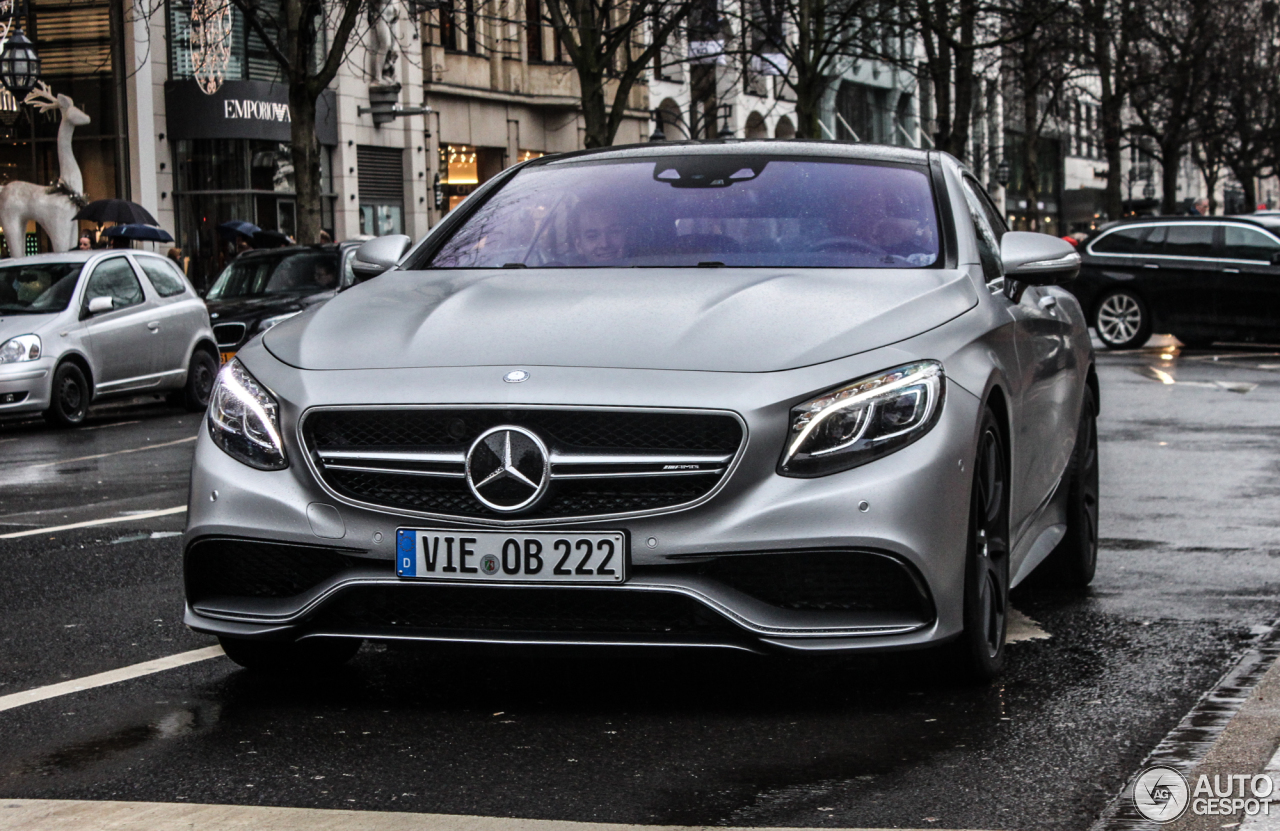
[
  {"xmin": 569, "ymin": 200, "xmax": 630, "ymax": 264},
  {"xmin": 314, "ymin": 261, "xmax": 338, "ymax": 289}
]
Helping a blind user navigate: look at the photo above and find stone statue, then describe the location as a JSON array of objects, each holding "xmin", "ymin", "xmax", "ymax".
[
  {"xmin": 0, "ymin": 83, "xmax": 90, "ymax": 257},
  {"xmin": 368, "ymin": 0, "xmax": 400, "ymax": 83}
]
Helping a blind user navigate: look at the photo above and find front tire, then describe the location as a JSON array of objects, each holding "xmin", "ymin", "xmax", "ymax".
[
  {"xmin": 183, "ymin": 350, "xmax": 218, "ymax": 412},
  {"xmin": 44, "ymin": 362, "xmax": 89, "ymax": 427},
  {"xmin": 949, "ymin": 410, "xmax": 1011, "ymax": 682},
  {"xmin": 1093, "ymin": 289, "xmax": 1152, "ymax": 349},
  {"xmin": 1044, "ymin": 386, "xmax": 1100, "ymax": 588},
  {"xmin": 218, "ymin": 636, "xmax": 362, "ymax": 671}
]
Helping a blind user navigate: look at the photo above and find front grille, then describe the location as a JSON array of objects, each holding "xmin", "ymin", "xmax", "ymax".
[
  {"xmin": 314, "ymin": 584, "xmax": 740, "ymax": 637},
  {"xmin": 185, "ymin": 538, "xmax": 365, "ymax": 602},
  {"xmin": 213, "ymin": 322, "xmax": 248, "ymax": 349},
  {"xmin": 696, "ymin": 550, "xmax": 932, "ymax": 616},
  {"xmin": 302, "ymin": 408, "xmax": 744, "ymax": 521}
]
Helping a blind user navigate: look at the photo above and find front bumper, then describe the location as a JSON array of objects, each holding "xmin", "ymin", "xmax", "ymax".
[
  {"xmin": 184, "ymin": 348, "xmax": 981, "ymax": 655},
  {"xmin": 0, "ymin": 358, "xmax": 53, "ymax": 415}
]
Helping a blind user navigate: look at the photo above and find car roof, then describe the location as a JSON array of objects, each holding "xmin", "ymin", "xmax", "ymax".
[
  {"xmin": 528, "ymin": 139, "xmax": 934, "ymax": 169},
  {"xmin": 1096, "ymin": 215, "xmax": 1278, "ymax": 232},
  {"xmin": 235, "ymin": 244, "xmax": 341, "ymax": 260}
]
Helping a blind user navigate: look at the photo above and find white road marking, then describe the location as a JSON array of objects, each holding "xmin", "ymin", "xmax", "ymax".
[
  {"xmin": 0, "ymin": 646, "xmax": 223, "ymax": 714},
  {"xmin": 0, "ymin": 800, "xmax": 989, "ymax": 831},
  {"xmin": 0, "ymin": 505, "xmax": 186, "ymax": 539},
  {"xmin": 23, "ymin": 435, "xmax": 197, "ymax": 469}
]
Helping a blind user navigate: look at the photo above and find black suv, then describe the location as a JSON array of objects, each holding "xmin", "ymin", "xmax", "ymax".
[{"xmin": 1070, "ymin": 216, "xmax": 1280, "ymax": 348}]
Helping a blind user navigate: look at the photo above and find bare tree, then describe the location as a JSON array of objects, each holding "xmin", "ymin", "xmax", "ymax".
[
  {"xmin": 227, "ymin": 0, "xmax": 367, "ymax": 243},
  {"xmin": 1077, "ymin": 0, "xmax": 1137, "ymax": 220},
  {"xmin": 540, "ymin": 0, "xmax": 695, "ymax": 147},
  {"xmin": 1211, "ymin": 0, "xmax": 1280, "ymax": 214}
]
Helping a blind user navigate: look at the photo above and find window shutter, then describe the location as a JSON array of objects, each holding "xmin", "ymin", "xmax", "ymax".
[{"xmin": 357, "ymin": 146, "xmax": 405, "ymax": 203}]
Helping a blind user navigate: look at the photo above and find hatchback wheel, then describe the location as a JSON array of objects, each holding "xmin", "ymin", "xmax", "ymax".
[
  {"xmin": 1044, "ymin": 386, "xmax": 1099, "ymax": 588},
  {"xmin": 1093, "ymin": 290, "xmax": 1152, "ymax": 349},
  {"xmin": 183, "ymin": 350, "xmax": 219, "ymax": 412},
  {"xmin": 949, "ymin": 410, "xmax": 1010, "ymax": 681},
  {"xmin": 44, "ymin": 362, "xmax": 89, "ymax": 427},
  {"xmin": 218, "ymin": 636, "xmax": 362, "ymax": 671}
]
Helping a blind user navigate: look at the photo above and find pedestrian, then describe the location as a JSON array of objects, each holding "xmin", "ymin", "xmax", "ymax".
[
  {"xmin": 319, "ymin": 230, "xmax": 333, "ymax": 243},
  {"xmin": 110, "ymin": 235, "xmax": 131, "ymax": 249},
  {"xmin": 75, "ymin": 234, "xmax": 92, "ymax": 251},
  {"xmin": 1190, "ymin": 197, "xmax": 1210, "ymax": 216},
  {"xmin": 167, "ymin": 247, "xmax": 185, "ymax": 272}
]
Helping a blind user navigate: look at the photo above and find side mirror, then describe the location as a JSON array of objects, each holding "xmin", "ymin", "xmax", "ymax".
[
  {"xmin": 87, "ymin": 296, "xmax": 114, "ymax": 314},
  {"xmin": 1000, "ymin": 231, "xmax": 1081, "ymax": 285},
  {"xmin": 351, "ymin": 234, "xmax": 412, "ymax": 282}
]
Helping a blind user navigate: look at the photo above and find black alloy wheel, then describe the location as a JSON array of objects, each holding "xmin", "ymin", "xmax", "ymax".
[
  {"xmin": 44, "ymin": 362, "xmax": 89, "ymax": 427},
  {"xmin": 1093, "ymin": 289, "xmax": 1152, "ymax": 350},
  {"xmin": 183, "ymin": 350, "xmax": 219, "ymax": 412},
  {"xmin": 218, "ymin": 636, "xmax": 362, "ymax": 671},
  {"xmin": 1046, "ymin": 386, "xmax": 1100, "ymax": 588},
  {"xmin": 950, "ymin": 409, "xmax": 1011, "ymax": 681}
]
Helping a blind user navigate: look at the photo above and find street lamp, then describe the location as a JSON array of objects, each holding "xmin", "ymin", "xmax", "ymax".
[
  {"xmin": 649, "ymin": 109, "xmax": 666, "ymax": 142},
  {"xmin": 0, "ymin": 28, "xmax": 39, "ymax": 99},
  {"xmin": 717, "ymin": 104, "xmax": 734, "ymax": 139},
  {"xmin": 995, "ymin": 158, "xmax": 1011, "ymax": 189}
]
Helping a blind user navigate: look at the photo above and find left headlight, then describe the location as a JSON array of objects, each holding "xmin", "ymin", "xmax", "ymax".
[
  {"xmin": 0, "ymin": 334, "xmax": 40, "ymax": 364},
  {"xmin": 779, "ymin": 361, "xmax": 945, "ymax": 477},
  {"xmin": 207, "ymin": 359, "xmax": 288, "ymax": 470}
]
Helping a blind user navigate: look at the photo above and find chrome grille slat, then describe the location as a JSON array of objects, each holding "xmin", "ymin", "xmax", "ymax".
[{"xmin": 301, "ymin": 406, "xmax": 746, "ymax": 523}]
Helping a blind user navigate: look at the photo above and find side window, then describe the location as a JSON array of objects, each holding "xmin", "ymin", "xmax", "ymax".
[
  {"xmin": 1160, "ymin": 224, "xmax": 1214, "ymax": 258},
  {"xmin": 137, "ymin": 259, "xmax": 188, "ymax": 297},
  {"xmin": 83, "ymin": 258, "xmax": 144, "ymax": 311},
  {"xmin": 1222, "ymin": 225, "xmax": 1280, "ymax": 262},
  {"xmin": 971, "ymin": 179, "xmax": 1009, "ymax": 238},
  {"xmin": 1135, "ymin": 225, "xmax": 1165, "ymax": 255},
  {"xmin": 1091, "ymin": 227, "xmax": 1146, "ymax": 254},
  {"xmin": 959, "ymin": 177, "xmax": 1003, "ymax": 283}
]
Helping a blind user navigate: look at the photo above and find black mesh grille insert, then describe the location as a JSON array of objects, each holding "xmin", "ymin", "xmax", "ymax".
[
  {"xmin": 185, "ymin": 538, "xmax": 365, "ymax": 602},
  {"xmin": 699, "ymin": 551, "xmax": 931, "ymax": 616},
  {"xmin": 304, "ymin": 409, "xmax": 743, "ymax": 520},
  {"xmin": 315, "ymin": 584, "xmax": 740, "ymax": 637}
]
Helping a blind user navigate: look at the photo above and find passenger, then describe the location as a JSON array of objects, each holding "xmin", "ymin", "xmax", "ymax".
[
  {"xmin": 314, "ymin": 261, "xmax": 338, "ymax": 289},
  {"xmin": 569, "ymin": 200, "xmax": 629, "ymax": 264}
]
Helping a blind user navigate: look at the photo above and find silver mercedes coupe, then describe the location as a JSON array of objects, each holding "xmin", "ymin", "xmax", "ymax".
[{"xmin": 184, "ymin": 142, "xmax": 1098, "ymax": 680}]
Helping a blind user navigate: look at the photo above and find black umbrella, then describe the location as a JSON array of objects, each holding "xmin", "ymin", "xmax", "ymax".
[
  {"xmin": 251, "ymin": 230, "xmax": 293, "ymax": 249},
  {"xmin": 73, "ymin": 199, "xmax": 159, "ymax": 226},
  {"xmin": 102, "ymin": 223, "xmax": 174, "ymax": 242},
  {"xmin": 218, "ymin": 220, "xmax": 260, "ymax": 240}
]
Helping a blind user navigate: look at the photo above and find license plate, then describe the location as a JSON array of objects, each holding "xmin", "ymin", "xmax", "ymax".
[
  {"xmin": 219, "ymin": 351, "xmax": 236, "ymax": 365},
  {"xmin": 396, "ymin": 528, "xmax": 626, "ymax": 583}
]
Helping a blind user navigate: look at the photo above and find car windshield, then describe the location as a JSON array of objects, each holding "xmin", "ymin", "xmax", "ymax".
[
  {"xmin": 426, "ymin": 156, "xmax": 940, "ymax": 269},
  {"xmin": 206, "ymin": 250, "xmax": 341, "ymax": 300},
  {"xmin": 0, "ymin": 262, "xmax": 84, "ymax": 314}
]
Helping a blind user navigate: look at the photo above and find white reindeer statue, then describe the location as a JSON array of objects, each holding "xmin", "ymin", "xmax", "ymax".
[{"xmin": 0, "ymin": 83, "xmax": 90, "ymax": 257}]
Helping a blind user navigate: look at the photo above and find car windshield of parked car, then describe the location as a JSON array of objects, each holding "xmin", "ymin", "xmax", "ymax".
[
  {"xmin": 427, "ymin": 157, "xmax": 941, "ymax": 268},
  {"xmin": 206, "ymin": 251, "xmax": 341, "ymax": 300},
  {"xmin": 0, "ymin": 262, "xmax": 84, "ymax": 314}
]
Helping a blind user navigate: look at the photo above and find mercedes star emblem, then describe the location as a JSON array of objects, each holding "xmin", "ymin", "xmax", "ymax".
[
  {"xmin": 503, "ymin": 369, "xmax": 530, "ymax": 383},
  {"xmin": 465, "ymin": 425, "xmax": 550, "ymax": 512}
]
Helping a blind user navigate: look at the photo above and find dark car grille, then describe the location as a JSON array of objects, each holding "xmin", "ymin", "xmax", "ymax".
[
  {"xmin": 302, "ymin": 408, "xmax": 744, "ymax": 521},
  {"xmin": 212, "ymin": 322, "xmax": 248, "ymax": 349},
  {"xmin": 185, "ymin": 538, "xmax": 365, "ymax": 602},
  {"xmin": 314, "ymin": 584, "xmax": 740, "ymax": 638},
  {"xmin": 695, "ymin": 550, "xmax": 932, "ymax": 617}
]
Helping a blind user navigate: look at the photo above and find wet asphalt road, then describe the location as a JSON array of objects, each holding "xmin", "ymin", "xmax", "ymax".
[{"xmin": 1, "ymin": 344, "xmax": 1279, "ymax": 830}]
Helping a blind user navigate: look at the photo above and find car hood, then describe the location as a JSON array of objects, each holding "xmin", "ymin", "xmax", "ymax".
[
  {"xmin": 206, "ymin": 291, "xmax": 334, "ymax": 323},
  {"xmin": 264, "ymin": 268, "xmax": 978, "ymax": 373},
  {"xmin": 0, "ymin": 311, "xmax": 61, "ymax": 341}
]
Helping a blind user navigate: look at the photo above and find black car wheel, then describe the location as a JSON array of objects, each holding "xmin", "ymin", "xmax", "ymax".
[
  {"xmin": 1045, "ymin": 385, "xmax": 1099, "ymax": 589},
  {"xmin": 219, "ymin": 636, "xmax": 362, "ymax": 671},
  {"xmin": 183, "ymin": 350, "xmax": 219, "ymax": 412},
  {"xmin": 949, "ymin": 409, "xmax": 1010, "ymax": 682},
  {"xmin": 44, "ymin": 362, "xmax": 89, "ymax": 427},
  {"xmin": 1093, "ymin": 289, "xmax": 1152, "ymax": 349}
]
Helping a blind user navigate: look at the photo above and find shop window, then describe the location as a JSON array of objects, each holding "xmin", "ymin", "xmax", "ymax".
[
  {"xmin": 357, "ymin": 145, "xmax": 405, "ymax": 236},
  {"xmin": 438, "ymin": 145, "xmax": 505, "ymax": 212},
  {"xmin": 517, "ymin": 149, "xmax": 543, "ymax": 163},
  {"xmin": 526, "ymin": 0, "xmax": 543, "ymax": 61},
  {"xmin": 167, "ymin": 0, "xmax": 288, "ymax": 84}
]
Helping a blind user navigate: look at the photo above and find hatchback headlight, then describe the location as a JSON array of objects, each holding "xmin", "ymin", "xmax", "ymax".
[
  {"xmin": 0, "ymin": 334, "xmax": 40, "ymax": 363},
  {"xmin": 207, "ymin": 359, "xmax": 287, "ymax": 470},
  {"xmin": 779, "ymin": 361, "xmax": 944, "ymax": 477}
]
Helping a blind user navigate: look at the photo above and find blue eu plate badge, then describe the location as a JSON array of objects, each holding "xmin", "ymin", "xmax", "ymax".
[{"xmin": 396, "ymin": 529, "xmax": 418, "ymax": 577}]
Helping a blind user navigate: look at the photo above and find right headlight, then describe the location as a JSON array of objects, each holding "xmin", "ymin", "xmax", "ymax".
[
  {"xmin": 207, "ymin": 359, "xmax": 288, "ymax": 470},
  {"xmin": 779, "ymin": 361, "xmax": 945, "ymax": 477}
]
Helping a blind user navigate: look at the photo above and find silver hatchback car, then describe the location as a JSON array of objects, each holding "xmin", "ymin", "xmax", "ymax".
[
  {"xmin": 0, "ymin": 251, "xmax": 218, "ymax": 425},
  {"xmin": 186, "ymin": 143, "xmax": 1098, "ymax": 680}
]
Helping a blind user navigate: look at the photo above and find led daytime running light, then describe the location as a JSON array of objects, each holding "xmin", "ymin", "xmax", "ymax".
[{"xmin": 787, "ymin": 364, "xmax": 940, "ymax": 460}]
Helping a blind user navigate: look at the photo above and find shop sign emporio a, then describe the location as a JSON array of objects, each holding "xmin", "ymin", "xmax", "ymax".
[{"xmin": 1133, "ymin": 766, "xmax": 1276, "ymax": 822}]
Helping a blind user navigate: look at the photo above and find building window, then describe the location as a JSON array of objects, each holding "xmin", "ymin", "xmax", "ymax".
[
  {"xmin": 167, "ymin": 0, "xmax": 286, "ymax": 83},
  {"xmin": 357, "ymin": 145, "xmax": 405, "ymax": 235},
  {"xmin": 526, "ymin": 0, "xmax": 542, "ymax": 61}
]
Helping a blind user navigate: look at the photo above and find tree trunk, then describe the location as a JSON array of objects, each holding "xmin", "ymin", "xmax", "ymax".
[
  {"xmin": 290, "ymin": 87, "xmax": 323, "ymax": 245},
  {"xmin": 1021, "ymin": 79, "xmax": 1039, "ymax": 232},
  {"xmin": 793, "ymin": 75, "xmax": 826, "ymax": 139},
  {"xmin": 578, "ymin": 70, "xmax": 610, "ymax": 148},
  {"xmin": 1160, "ymin": 139, "xmax": 1181, "ymax": 215},
  {"xmin": 1239, "ymin": 173, "xmax": 1257, "ymax": 214}
]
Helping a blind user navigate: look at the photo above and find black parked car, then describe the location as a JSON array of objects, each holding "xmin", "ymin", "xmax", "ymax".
[
  {"xmin": 1070, "ymin": 216, "xmax": 1280, "ymax": 349},
  {"xmin": 206, "ymin": 242, "xmax": 363, "ymax": 363}
]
